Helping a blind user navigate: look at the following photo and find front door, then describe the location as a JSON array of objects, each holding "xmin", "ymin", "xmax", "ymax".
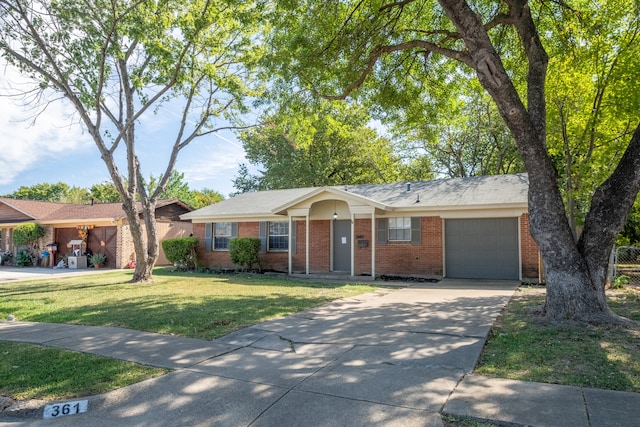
[{"xmin": 332, "ymin": 220, "xmax": 351, "ymax": 272}]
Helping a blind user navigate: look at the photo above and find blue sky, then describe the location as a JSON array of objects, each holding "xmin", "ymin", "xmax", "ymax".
[{"xmin": 0, "ymin": 65, "xmax": 250, "ymax": 199}]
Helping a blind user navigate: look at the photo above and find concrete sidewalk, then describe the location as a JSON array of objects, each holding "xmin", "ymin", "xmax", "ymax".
[{"xmin": 1, "ymin": 280, "xmax": 639, "ymax": 426}]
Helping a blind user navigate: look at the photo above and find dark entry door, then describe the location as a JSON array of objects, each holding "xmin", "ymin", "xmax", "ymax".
[{"xmin": 333, "ymin": 220, "xmax": 351, "ymax": 272}]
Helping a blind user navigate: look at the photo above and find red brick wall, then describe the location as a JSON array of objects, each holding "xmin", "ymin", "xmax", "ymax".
[
  {"xmin": 374, "ymin": 217, "xmax": 443, "ymax": 277},
  {"xmin": 354, "ymin": 219, "xmax": 372, "ymax": 275},
  {"xmin": 520, "ymin": 213, "xmax": 540, "ymax": 280},
  {"xmin": 193, "ymin": 221, "xmax": 294, "ymax": 272},
  {"xmin": 193, "ymin": 215, "xmax": 539, "ymax": 279},
  {"xmin": 289, "ymin": 220, "xmax": 332, "ymax": 273}
]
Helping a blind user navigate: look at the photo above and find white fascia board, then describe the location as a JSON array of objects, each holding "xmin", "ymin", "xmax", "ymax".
[
  {"xmin": 186, "ymin": 214, "xmax": 288, "ymax": 223},
  {"xmin": 272, "ymin": 187, "xmax": 388, "ymax": 214},
  {"xmin": 46, "ymin": 218, "xmax": 121, "ymax": 225},
  {"xmin": 379, "ymin": 204, "xmax": 528, "ymax": 218}
]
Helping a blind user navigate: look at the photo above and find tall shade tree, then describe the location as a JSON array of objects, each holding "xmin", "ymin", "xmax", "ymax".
[
  {"xmin": 544, "ymin": 1, "xmax": 640, "ymax": 238},
  {"xmin": 148, "ymin": 170, "xmax": 224, "ymax": 208},
  {"xmin": 394, "ymin": 80, "xmax": 523, "ymax": 178},
  {"xmin": 89, "ymin": 181, "xmax": 122, "ymax": 203},
  {"xmin": 4, "ymin": 182, "xmax": 70, "ymax": 201},
  {"xmin": 0, "ymin": 0, "xmax": 262, "ymax": 281},
  {"xmin": 267, "ymin": 0, "xmax": 640, "ymax": 324},
  {"xmin": 233, "ymin": 101, "xmax": 430, "ymax": 192}
]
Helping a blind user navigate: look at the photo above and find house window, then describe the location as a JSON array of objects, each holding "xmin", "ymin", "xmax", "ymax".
[
  {"xmin": 214, "ymin": 222, "xmax": 233, "ymax": 250},
  {"xmin": 388, "ymin": 217, "xmax": 411, "ymax": 241},
  {"xmin": 268, "ymin": 221, "xmax": 289, "ymax": 251}
]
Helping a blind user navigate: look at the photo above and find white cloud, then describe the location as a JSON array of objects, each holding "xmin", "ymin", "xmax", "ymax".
[
  {"xmin": 177, "ymin": 133, "xmax": 247, "ymax": 194},
  {"xmin": 0, "ymin": 66, "xmax": 92, "ymax": 186}
]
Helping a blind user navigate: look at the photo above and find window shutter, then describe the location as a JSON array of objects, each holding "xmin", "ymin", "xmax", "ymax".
[
  {"xmin": 290, "ymin": 221, "xmax": 296, "ymax": 254},
  {"xmin": 411, "ymin": 217, "xmax": 421, "ymax": 244},
  {"xmin": 231, "ymin": 222, "xmax": 238, "ymax": 238},
  {"xmin": 259, "ymin": 222, "xmax": 267, "ymax": 253},
  {"xmin": 205, "ymin": 223, "xmax": 212, "ymax": 252},
  {"xmin": 377, "ymin": 218, "xmax": 387, "ymax": 244}
]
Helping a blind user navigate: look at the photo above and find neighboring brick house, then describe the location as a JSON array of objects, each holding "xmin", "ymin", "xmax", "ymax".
[
  {"xmin": 182, "ymin": 174, "xmax": 541, "ymax": 282},
  {"xmin": 0, "ymin": 198, "xmax": 192, "ymax": 268}
]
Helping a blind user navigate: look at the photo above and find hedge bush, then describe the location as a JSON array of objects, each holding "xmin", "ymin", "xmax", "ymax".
[
  {"xmin": 229, "ymin": 238, "xmax": 261, "ymax": 270},
  {"xmin": 161, "ymin": 237, "xmax": 199, "ymax": 270}
]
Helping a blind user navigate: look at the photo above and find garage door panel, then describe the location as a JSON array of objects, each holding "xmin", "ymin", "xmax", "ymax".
[{"xmin": 445, "ymin": 218, "xmax": 519, "ymax": 280}]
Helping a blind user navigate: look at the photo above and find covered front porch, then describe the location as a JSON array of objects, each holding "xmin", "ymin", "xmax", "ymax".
[{"xmin": 275, "ymin": 189, "xmax": 386, "ymax": 278}]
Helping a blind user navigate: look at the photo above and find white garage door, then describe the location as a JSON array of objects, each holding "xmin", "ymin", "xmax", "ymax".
[{"xmin": 445, "ymin": 218, "xmax": 519, "ymax": 280}]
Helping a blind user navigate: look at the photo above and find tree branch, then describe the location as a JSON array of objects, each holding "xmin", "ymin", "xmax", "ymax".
[
  {"xmin": 579, "ymin": 123, "xmax": 640, "ymax": 279},
  {"xmin": 317, "ymin": 40, "xmax": 471, "ymax": 100},
  {"xmin": 506, "ymin": 0, "xmax": 549, "ymax": 140}
]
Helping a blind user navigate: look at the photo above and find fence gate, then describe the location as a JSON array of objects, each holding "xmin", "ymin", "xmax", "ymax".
[{"xmin": 612, "ymin": 246, "xmax": 640, "ymax": 286}]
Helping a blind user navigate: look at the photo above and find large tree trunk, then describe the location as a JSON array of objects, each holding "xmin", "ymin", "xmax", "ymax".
[
  {"xmin": 121, "ymin": 197, "xmax": 153, "ymax": 283},
  {"xmin": 138, "ymin": 198, "xmax": 160, "ymax": 283},
  {"xmin": 440, "ymin": 0, "xmax": 640, "ymax": 324}
]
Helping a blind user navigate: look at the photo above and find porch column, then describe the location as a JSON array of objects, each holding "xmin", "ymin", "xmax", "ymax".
[
  {"xmin": 288, "ymin": 215, "xmax": 293, "ymax": 275},
  {"xmin": 371, "ymin": 212, "xmax": 376, "ymax": 278},
  {"xmin": 351, "ymin": 212, "xmax": 355, "ymax": 277},
  {"xmin": 306, "ymin": 213, "xmax": 310, "ymax": 275}
]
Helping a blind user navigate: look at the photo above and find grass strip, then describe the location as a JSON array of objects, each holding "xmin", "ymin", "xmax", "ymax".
[{"xmin": 0, "ymin": 341, "xmax": 168, "ymax": 401}]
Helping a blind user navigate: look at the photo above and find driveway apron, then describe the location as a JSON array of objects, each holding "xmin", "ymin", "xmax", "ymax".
[{"xmin": 0, "ymin": 279, "xmax": 518, "ymax": 426}]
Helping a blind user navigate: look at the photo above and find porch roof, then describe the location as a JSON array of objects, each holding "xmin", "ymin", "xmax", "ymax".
[{"xmin": 182, "ymin": 173, "xmax": 529, "ymax": 221}]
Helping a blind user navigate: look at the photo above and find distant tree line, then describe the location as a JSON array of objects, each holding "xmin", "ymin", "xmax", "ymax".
[{"xmin": 2, "ymin": 171, "xmax": 223, "ymax": 209}]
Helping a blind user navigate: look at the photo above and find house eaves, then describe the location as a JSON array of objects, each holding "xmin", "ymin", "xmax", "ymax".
[
  {"xmin": 271, "ymin": 186, "xmax": 389, "ymax": 215},
  {"xmin": 180, "ymin": 187, "xmax": 319, "ymax": 221},
  {"xmin": 385, "ymin": 202, "xmax": 528, "ymax": 213}
]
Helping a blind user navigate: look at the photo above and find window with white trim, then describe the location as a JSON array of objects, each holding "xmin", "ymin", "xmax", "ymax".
[
  {"xmin": 214, "ymin": 222, "xmax": 233, "ymax": 250},
  {"xmin": 268, "ymin": 221, "xmax": 289, "ymax": 251},
  {"xmin": 388, "ymin": 217, "xmax": 411, "ymax": 241}
]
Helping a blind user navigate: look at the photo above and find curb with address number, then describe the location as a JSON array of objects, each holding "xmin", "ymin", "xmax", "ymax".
[{"xmin": 43, "ymin": 400, "xmax": 88, "ymax": 419}]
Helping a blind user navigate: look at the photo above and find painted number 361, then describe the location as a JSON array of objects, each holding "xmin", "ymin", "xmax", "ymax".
[{"xmin": 43, "ymin": 400, "xmax": 88, "ymax": 419}]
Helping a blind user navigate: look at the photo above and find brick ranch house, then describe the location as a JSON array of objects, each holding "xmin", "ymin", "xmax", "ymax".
[
  {"xmin": 182, "ymin": 174, "xmax": 541, "ymax": 282},
  {"xmin": 0, "ymin": 198, "xmax": 192, "ymax": 268}
]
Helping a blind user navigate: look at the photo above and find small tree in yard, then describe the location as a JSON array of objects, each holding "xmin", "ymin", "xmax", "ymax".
[
  {"xmin": 12, "ymin": 222, "xmax": 45, "ymax": 267},
  {"xmin": 229, "ymin": 238, "xmax": 261, "ymax": 271},
  {"xmin": 162, "ymin": 237, "xmax": 199, "ymax": 270}
]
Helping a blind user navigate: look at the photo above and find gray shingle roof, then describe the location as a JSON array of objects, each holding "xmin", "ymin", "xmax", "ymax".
[
  {"xmin": 341, "ymin": 173, "xmax": 529, "ymax": 208},
  {"xmin": 181, "ymin": 187, "xmax": 315, "ymax": 219},
  {"xmin": 182, "ymin": 174, "xmax": 529, "ymax": 220}
]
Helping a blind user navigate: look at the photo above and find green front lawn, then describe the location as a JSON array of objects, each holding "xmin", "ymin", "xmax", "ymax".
[
  {"xmin": 475, "ymin": 285, "xmax": 640, "ymax": 392},
  {"xmin": 1, "ymin": 268, "xmax": 377, "ymax": 340},
  {"xmin": 0, "ymin": 342, "xmax": 168, "ymax": 401}
]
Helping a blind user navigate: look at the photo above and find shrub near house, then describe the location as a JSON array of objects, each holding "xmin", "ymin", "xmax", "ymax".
[
  {"xmin": 162, "ymin": 237, "xmax": 199, "ymax": 270},
  {"xmin": 229, "ymin": 238, "xmax": 261, "ymax": 270}
]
